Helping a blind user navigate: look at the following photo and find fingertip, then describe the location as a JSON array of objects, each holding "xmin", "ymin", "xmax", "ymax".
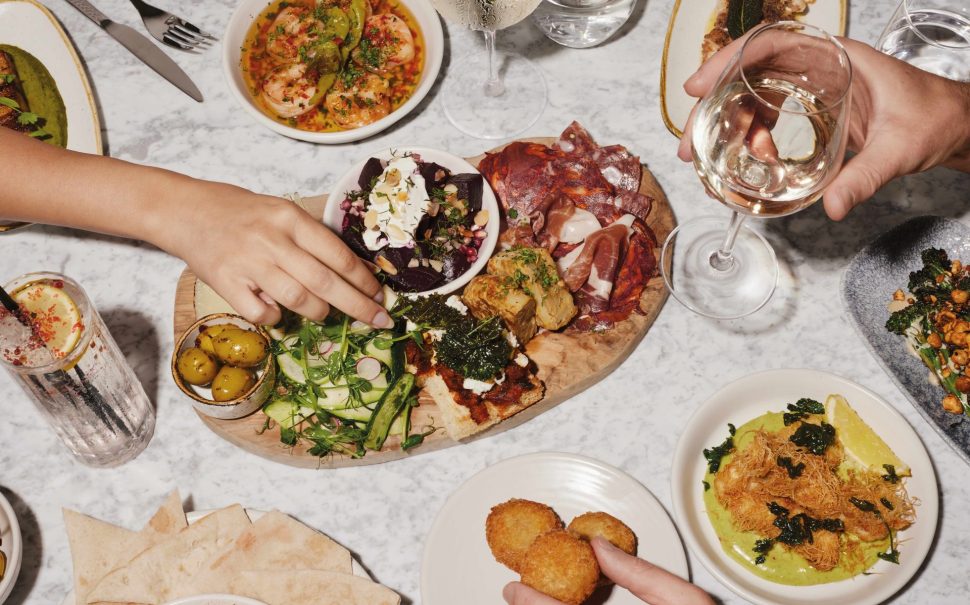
[
  {"xmin": 823, "ymin": 190, "xmax": 851, "ymax": 221},
  {"xmin": 373, "ymin": 310, "xmax": 394, "ymax": 330},
  {"xmin": 591, "ymin": 536, "xmax": 620, "ymax": 554},
  {"xmin": 502, "ymin": 582, "xmax": 521, "ymax": 603}
]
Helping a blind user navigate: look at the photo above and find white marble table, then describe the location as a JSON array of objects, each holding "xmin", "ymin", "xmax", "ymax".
[{"xmin": 2, "ymin": 0, "xmax": 969, "ymax": 603}]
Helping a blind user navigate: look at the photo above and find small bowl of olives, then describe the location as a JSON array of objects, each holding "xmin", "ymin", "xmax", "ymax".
[{"xmin": 171, "ymin": 313, "xmax": 275, "ymax": 419}]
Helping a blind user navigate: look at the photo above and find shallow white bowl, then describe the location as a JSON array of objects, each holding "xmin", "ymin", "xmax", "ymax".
[
  {"xmin": 323, "ymin": 147, "xmax": 500, "ymax": 297},
  {"xmin": 671, "ymin": 369, "xmax": 938, "ymax": 605},
  {"xmin": 0, "ymin": 490, "xmax": 22, "ymax": 604},
  {"xmin": 222, "ymin": 0, "xmax": 444, "ymax": 144}
]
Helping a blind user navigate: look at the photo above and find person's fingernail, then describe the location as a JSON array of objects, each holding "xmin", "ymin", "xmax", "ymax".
[
  {"xmin": 258, "ymin": 291, "xmax": 279, "ymax": 308},
  {"xmin": 373, "ymin": 289, "xmax": 385, "ymax": 304},
  {"xmin": 592, "ymin": 536, "xmax": 620, "ymax": 553},
  {"xmin": 373, "ymin": 310, "xmax": 394, "ymax": 329},
  {"xmin": 502, "ymin": 583, "xmax": 518, "ymax": 603}
]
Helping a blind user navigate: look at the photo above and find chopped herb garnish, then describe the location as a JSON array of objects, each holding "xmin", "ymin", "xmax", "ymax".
[
  {"xmin": 703, "ymin": 431, "xmax": 735, "ymax": 474},
  {"xmin": 789, "ymin": 421, "xmax": 836, "ymax": 456},
  {"xmin": 882, "ymin": 464, "xmax": 901, "ymax": 484},
  {"xmin": 849, "ymin": 497, "xmax": 901, "ymax": 564},
  {"xmin": 782, "ymin": 398, "xmax": 825, "ymax": 426},
  {"xmin": 777, "ymin": 455, "xmax": 805, "ymax": 478},
  {"xmin": 702, "ymin": 480, "xmax": 710, "ymax": 491}
]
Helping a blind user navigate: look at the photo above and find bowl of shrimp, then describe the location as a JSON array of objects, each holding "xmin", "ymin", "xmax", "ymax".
[{"xmin": 223, "ymin": 0, "xmax": 444, "ymax": 144}]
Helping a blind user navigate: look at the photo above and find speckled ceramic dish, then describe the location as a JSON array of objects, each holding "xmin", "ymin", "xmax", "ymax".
[
  {"xmin": 842, "ymin": 215, "xmax": 970, "ymax": 465},
  {"xmin": 0, "ymin": 489, "xmax": 22, "ymax": 604}
]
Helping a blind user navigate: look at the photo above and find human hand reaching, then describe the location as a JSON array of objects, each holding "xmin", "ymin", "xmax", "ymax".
[
  {"xmin": 677, "ymin": 32, "xmax": 970, "ymax": 220},
  {"xmin": 503, "ymin": 538, "xmax": 715, "ymax": 605}
]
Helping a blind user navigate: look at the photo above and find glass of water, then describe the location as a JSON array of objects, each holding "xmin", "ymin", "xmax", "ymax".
[
  {"xmin": 0, "ymin": 273, "xmax": 155, "ymax": 467},
  {"xmin": 532, "ymin": 0, "xmax": 639, "ymax": 49},
  {"xmin": 877, "ymin": 0, "xmax": 970, "ymax": 81}
]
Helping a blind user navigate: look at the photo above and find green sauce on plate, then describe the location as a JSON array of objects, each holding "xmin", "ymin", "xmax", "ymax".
[{"xmin": 0, "ymin": 44, "xmax": 67, "ymax": 147}]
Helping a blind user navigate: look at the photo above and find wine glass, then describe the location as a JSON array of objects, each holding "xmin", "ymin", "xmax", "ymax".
[
  {"xmin": 662, "ymin": 22, "xmax": 852, "ymax": 319},
  {"xmin": 430, "ymin": 0, "xmax": 548, "ymax": 139},
  {"xmin": 877, "ymin": 0, "xmax": 970, "ymax": 82}
]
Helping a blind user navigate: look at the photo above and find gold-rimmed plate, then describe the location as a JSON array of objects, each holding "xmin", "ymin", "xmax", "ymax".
[
  {"xmin": 660, "ymin": 0, "xmax": 847, "ymax": 138},
  {"xmin": 0, "ymin": 0, "xmax": 103, "ymax": 233}
]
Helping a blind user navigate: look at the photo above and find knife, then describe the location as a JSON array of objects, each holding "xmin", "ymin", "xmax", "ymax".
[{"xmin": 62, "ymin": 0, "xmax": 203, "ymax": 102}]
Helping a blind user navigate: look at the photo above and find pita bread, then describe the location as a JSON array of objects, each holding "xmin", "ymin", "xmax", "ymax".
[
  {"xmin": 230, "ymin": 569, "xmax": 401, "ymax": 605},
  {"xmin": 65, "ymin": 491, "xmax": 188, "ymax": 605},
  {"xmin": 209, "ymin": 510, "xmax": 352, "ymax": 576},
  {"xmin": 86, "ymin": 505, "xmax": 251, "ymax": 604}
]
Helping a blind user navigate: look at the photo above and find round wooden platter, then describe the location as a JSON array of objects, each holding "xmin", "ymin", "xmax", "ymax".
[{"xmin": 173, "ymin": 138, "xmax": 676, "ymax": 468}]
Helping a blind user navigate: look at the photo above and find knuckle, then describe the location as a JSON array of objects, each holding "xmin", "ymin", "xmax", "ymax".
[
  {"xmin": 278, "ymin": 285, "xmax": 309, "ymax": 309},
  {"xmin": 331, "ymin": 245, "xmax": 358, "ymax": 273}
]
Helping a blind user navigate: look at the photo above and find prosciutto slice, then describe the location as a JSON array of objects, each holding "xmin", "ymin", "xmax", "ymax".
[{"xmin": 479, "ymin": 142, "xmax": 561, "ymax": 230}]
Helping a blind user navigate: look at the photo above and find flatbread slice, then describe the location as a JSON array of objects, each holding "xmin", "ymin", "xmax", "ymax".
[
  {"xmin": 230, "ymin": 570, "xmax": 401, "ymax": 605},
  {"xmin": 86, "ymin": 504, "xmax": 251, "ymax": 604},
  {"xmin": 141, "ymin": 489, "xmax": 187, "ymax": 537},
  {"xmin": 209, "ymin": 510, "xmax": 352, "ymax": 576},
  {"xmin": 426, "ymin": 368, "xmax": 544, "ymax": 441}
]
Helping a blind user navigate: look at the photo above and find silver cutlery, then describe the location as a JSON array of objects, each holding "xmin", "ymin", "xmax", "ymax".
[
  {"xmin": 62, "ymin": 0, "xmax": 203, "ymax": 102},
  {"xmin": 127, "ymin": 0, "xmax": 214, "ymax": 52}
]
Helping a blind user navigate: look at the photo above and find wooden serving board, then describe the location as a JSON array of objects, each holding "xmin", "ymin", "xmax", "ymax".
[{"xmin": 173, "ymin": 139, "xmax": 676, "ymax": 468}]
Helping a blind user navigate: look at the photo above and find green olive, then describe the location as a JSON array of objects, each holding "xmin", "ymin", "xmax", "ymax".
[
  {"xmin": 212, "ymin": 327, "xmax": 269, "ymax": 368},
  {"xmin": 195, "ymin": 323, "xmax": 231, "ymax": 356},
  {"xmin": 176, "ymin": 347, "xmax": 219, "ymax": 386},
  {"xmin": 210, "ymin": 365, "xmax": 256, "ymax": 402}
]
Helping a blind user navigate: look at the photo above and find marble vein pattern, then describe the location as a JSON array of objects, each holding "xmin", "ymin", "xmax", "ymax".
[{"xmin": 0, "ymin": 0, "xmax": 969, "ymax": 603}]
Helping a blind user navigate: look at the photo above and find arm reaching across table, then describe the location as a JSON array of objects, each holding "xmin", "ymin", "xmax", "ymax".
[
  {"xmin": 678, "ymin": 32, "xmax": 970, "ymax": 221},
  {"xmin": 0, "ymin": 128, "xmax": 393, "ymax": 329}
]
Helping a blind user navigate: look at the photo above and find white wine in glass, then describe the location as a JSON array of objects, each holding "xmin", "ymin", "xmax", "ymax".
[
  {"xmin": 430, "ymin": 0, "xmax": 548, "ymax": 139},
  {"xmin": 662, "ymin": 22, "xmax": 852, "ymax": 319}
]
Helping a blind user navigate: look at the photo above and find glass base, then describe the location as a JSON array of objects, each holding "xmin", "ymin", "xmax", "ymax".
[
  {"xmin": 441, "ymin": 51, "xmax": 547, "ymax": 139},
  {"xmin": 661, "ymin": 216, "xmax": 778, "ymax": 319}
]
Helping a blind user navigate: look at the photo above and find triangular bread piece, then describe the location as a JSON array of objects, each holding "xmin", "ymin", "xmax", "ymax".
[
  {"xmin": 141, "ymin": 489, "xmax": 187, "ymax": 537},
  {"xmin": 86, "ymin": 505, "xmax": 251, "ymax": 604},
  {"xmin": 230, "ymin": 569, "xmax": 401, "ymax": 605},
  {"xmin": 209, "ymin": 510, "xmax": 352, "ymax": 576}
]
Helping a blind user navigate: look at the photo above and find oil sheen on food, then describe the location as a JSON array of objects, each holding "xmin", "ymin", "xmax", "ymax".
[
  {"xmin": 241, "ymin": 0, "xmax": 424, "ymax": 132},
  {"xmin": 703, "ymin": 412, "xmax": 889, "ymax": 585}
]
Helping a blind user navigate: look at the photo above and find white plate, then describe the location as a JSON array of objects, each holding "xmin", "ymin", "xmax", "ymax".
[
  {"xmin": 421, "ymin": 452, "xmax": 689, "ymax": 605},
  {"xmin": 0, "ymin": 0, "xmax": 102, "ymax": 153},
  {"xmin": 659, "ymin": 0, "xmax": 847, "ymax": 137},
  {"xmin": 671, "ymin": 369, "xmax": 939, "ymax": 605},
  {"xmin": 61, "ymin": 509, "xmax": 370, "ymax": 605},
  {"xmin": 222, "ymin": 0, "xmax": 444, "ymax": 144},
  {"xmin": 323, "ymin": 147, "xmax": 500, "ymax": 297},
  {"xmin": 0, "ymin": 490, "xmax": 22, "ymax": 605}
]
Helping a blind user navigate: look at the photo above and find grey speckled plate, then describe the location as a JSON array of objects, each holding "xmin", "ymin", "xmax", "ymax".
[{"xmin": 842, "ymin": 216, "xmax": 970, "ymax": 465}]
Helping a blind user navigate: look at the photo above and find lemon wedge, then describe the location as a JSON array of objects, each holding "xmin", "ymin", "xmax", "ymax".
[
  {"xmin": 12, "ymin": 280, "xmax": 83, "ymax": 358},
  {"xmin": 825, "ymin": 394, "xmax": 910, "ymax": 476}
]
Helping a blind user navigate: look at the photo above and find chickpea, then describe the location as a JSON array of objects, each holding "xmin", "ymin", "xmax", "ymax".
[
  {"xmin": 953, "ymin": 349, "xmax": 969, "ymax": 367},
  {"xmin": 956, "ymin": 375, "xmax": 970, "ymax": 393},
  {"xmin": 927, "ymin": 332, "xmax": 943, "ymax": 348},
  {"xmin": 893, "ymin": 289, "xmax": 906, "ymax": 301},
  {"xmin": 953, "ymin": 332, "xmax": 968, "ymax": 347},
  {"xmin": 952, "ymin": 260, "xmax": 963, "ymax": 274},
  {"xmin": 942, "ymin": 394, "xmax": 964, "ymax": 414},
  {"xmin": 953, "ymin": 290, "xmax": 969, "ymax": 305}
]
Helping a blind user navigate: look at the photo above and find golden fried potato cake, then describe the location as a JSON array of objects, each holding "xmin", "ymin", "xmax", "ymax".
[
  {"xmin": 486, "ymin": 499, "xmax": 563, "ymax": 572},
  {"xmin": 520, "ymin": 530, "xmax": 599, "ymax": 605},
  {"xmin": 567, "ymin": 512, "xmax": 637, "ymax": 555}
]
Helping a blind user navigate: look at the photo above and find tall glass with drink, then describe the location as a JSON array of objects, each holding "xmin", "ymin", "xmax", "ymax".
[
  {"xmin": 430, "ymin": 0, "xmax": 547, "ymax": 139},
  {"xmin": 877, "ymin": 0, "xmax": 970, "ymax": 82},
  {"xmin": 0, "ymin": 273, "xmax": 155, "ymax": 467},
  {"xmin": 661, "ymin": 22, "xmax": 853, "ymax": 319}
]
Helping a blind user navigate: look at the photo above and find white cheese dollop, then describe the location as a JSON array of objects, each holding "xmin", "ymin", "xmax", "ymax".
[
  {"xmin": 514, "ymin": 353, "xmax": 529, "ymax": 367},
  {"xmin": 362, "ymin": 155, "xmax": 430, "ymax": 251},
  {"xmin": 463, "ymin": 377, "xmax": 495, "ymax": 394},
  {"xmin": 506, "ymin": 332, "xmax": 519, "ymax": 348},
  {"xmin": 445, "ymin": 295, "xmax": 469, "ymax": 315}
]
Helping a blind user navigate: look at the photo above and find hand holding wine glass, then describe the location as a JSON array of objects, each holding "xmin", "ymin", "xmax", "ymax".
[{"xmin": 663, "ymin": 22, "xmax": 853, "ymax": 319}]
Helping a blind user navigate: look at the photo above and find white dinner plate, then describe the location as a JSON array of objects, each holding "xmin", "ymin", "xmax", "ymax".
[
  {"xmin": 421, "ymin": 452, "xmax": 689, "ymax": 605},
  {"xmin": 671, "ymin": 369, "xmax": 939, "ymax": 605},
  {"xmin": 61, "ymin": 509, "xmax": 370, "ymax": 605},
  {"xmin": 659, "ymin": 0, "xmax": 847, "ymax": 138}
]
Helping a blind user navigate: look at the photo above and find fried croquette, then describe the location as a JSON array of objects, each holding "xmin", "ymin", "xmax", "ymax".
[
  {"xmin": 486, "ymin": 499, "xmax": 564, "ymax": 572},
  {"xmin": 567, "ymin": 512, "xmax": 637, "ymax": 555},
  {"xmin": 519, "ymin": 530, "xmax": 600, "ymax": 605}
]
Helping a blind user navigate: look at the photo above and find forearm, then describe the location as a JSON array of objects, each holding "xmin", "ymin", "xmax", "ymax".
[
  {"xmin": 942, "ymin": 81, "xmax": 970, "ymax": 173},
  {"xmin": 0, "ymin": 128, "xmax": 246, "ymax": 249}
]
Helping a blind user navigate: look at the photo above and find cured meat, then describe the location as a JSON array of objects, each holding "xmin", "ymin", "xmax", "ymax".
[
  {"xmin": 479, "ymin": 142, "xmax": 561, "ymax": 230},
  {"xmin": 560, "ymin": 218, "xmax": 631, "ymax": 294},
  {"xmin": 594, "ymin": 145, "xmax": 641, "ymax": 191}
]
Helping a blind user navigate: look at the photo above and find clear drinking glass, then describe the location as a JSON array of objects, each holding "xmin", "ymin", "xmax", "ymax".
[
  {"xmin": 662, "ymin": 22, "xmax": 853, "ymax": 319},
  {"xmin": 430, "ymin": 0, "xmax": 548, "ymax": 139},
  {"xmin": 877, "ymin": 0, "xmax": 970, "ymax": 81},
  {"xmin": 532, "ymin": 0, "xmax": 639, "ymax": 49},
  {"xmin": 0, "ymin": 273, "xmax": 155, "ymax": 467}
]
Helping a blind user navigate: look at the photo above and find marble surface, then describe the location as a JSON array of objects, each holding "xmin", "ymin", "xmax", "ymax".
[{"xmin": 1, "ymin": 0, "xmax": 969, "ymax": 603}]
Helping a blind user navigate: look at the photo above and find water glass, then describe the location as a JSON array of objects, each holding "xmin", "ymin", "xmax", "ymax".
[
  {"xmin": 877, "ymin": 0, "xmax": 970, "ymax": 81},
  {"xmin": 532, "ymin": 0, "xmax": 638, "ymax": 48},
  {"xmin": 0, "ymin": 273, "xmax": 155, "ymax": 467}
]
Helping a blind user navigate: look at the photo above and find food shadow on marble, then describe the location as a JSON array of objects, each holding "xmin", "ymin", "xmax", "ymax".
[
  {"xmin": 0, "ymin": 487, "xmax": 38, "ymax": 605},
  {"xmin": 101, "ymin": 307, "xmax": 160, "ymax": 411},
  {"xmin": 765, "ymin": 168, "xmax": 970, "ymax": 263}
]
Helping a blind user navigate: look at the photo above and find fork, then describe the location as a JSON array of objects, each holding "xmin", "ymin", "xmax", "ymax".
[{"xmin": 128, "ymin": 0, "xmax": 215, "ymax": 51}]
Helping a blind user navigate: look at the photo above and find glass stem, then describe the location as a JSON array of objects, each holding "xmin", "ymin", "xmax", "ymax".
[
  {"xmin": 710, "ymin": 211, "xmax": 745, "ymax": 271},
  {"xmin": 483, "ymin": 29, "xmax": 505, "ymax": 97}
]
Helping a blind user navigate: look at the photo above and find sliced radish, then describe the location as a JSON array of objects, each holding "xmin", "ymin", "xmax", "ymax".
[
  {"xmin": 356, "ymin": 356, "xmax": 382, "ymax": 380},
  {"xmin": 317, "ymin": 339, "xmax": 334, "ymax": 355}
]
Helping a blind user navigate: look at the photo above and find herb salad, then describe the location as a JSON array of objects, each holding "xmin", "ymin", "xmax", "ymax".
[{"xmin": 261, "ymin": 309, "xmax": 433, "ymax": 458}]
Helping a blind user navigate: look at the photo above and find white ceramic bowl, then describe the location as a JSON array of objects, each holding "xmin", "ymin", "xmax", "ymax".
[
  {"xmin": 222, "ymin": 0, "xmax": 444, "ymax": 144},
  {"xmin": 164, "ymin": 596, "xmax": 268, "ymax": 605},
  {"xmin": 323, "ymin": 147, "xmax": 500, "ymax": 297},
  {"xmin": 0, "ymin": 490, "xmax": 22, "ymax": 604}
]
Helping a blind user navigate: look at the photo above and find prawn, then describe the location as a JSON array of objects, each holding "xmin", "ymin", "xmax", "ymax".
[
  {"xmin": 324, "ymin": 72, "xmax": 391, "ymax": 128},
  {"xmin": 265, "ymin": 7, "xmax": 326, "ymax": 62},
  {"xmin": 352, "ymin": 14, "xmax": 415, "ymax": 74},
  {"xmin": 261, "ymin": 62, "xmax": 319, "ymax": 118}
]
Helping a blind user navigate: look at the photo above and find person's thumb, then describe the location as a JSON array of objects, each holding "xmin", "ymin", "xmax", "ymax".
[
  {"xmin": 592, "ymin": 538, "xmax": 713, "ymax": 605},
  {"xmin": 823, "ymin": 144, "xmax": 901, "ymax": 221},
  {"xmin": 502, "ymin": 582, "xmax": 567, "ymax": 605}
]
